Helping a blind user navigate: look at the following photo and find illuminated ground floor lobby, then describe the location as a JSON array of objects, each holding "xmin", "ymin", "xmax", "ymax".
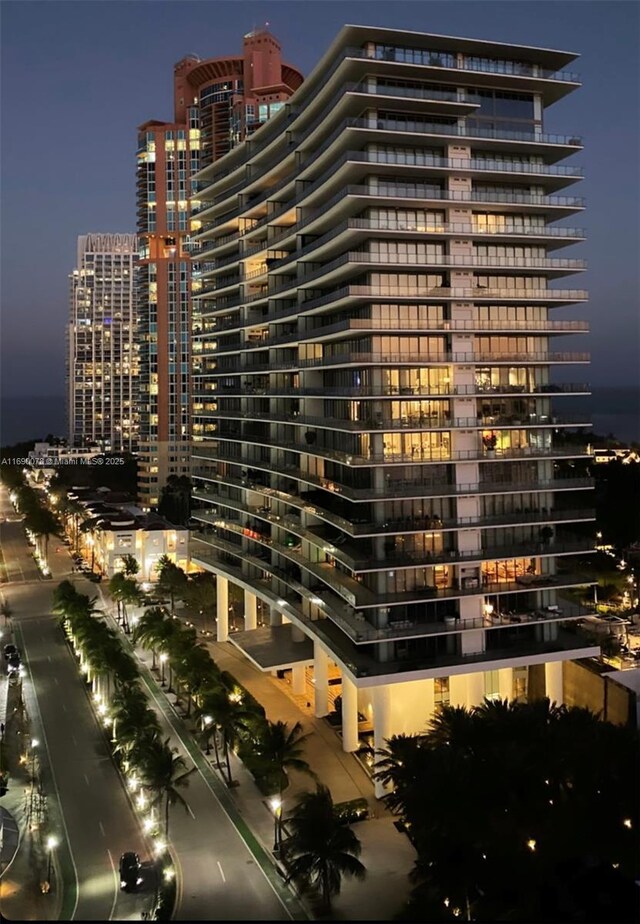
[{"xmin": 206, "ymin": 571, "xmax": 599, "ymax": 798}]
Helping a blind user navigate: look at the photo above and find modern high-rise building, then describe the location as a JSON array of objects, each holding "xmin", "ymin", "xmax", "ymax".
[
  {"xmin": 68, "ymin": 233, "xmax": 138, "ymax": 451},
  {"xmin": 136, "ymin": 29, "xmax": 303, "ymax": 510},
  {"xmin": 190, "ymin": 25, "xmax": 597, "ymax": 796}
]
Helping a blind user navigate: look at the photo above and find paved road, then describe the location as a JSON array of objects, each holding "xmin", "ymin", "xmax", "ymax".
[
  {"xmin": 0, "ymin": 486, "xmax": 149, "ymax": 921},
  {"xmin": 95, "ymin": 589, "xmax": 301, "ymax": 921},
  {"xmin": 2, "ymin": 485, "xmax": 303, "ymax": 920}
]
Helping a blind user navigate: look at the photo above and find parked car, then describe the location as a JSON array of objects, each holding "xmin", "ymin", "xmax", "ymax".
[
  {"xmin": 3, "ymin": 644, "xmax": 18, "ymax": 661},
  {"xmin": 7, "ymin": 654, "xmax": 21, "ymax": 675},
  {"xmin": 119, "ymin": 852, "xmax": 142, "ymax": 891}
]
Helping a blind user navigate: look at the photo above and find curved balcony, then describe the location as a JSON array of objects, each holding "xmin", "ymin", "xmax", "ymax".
[
  {"xmin": 209, "ymin": 408, "xmax": 590, "ymax": 432},
  {"xmin": 301, "ymin": 285, "xmax": 588, "ymax": 312},
  {"xmin": 194, "ymin": 145, "xmax": 584, "ymax": 232},
  {"xmin": 297, "ymin": 350, "xmax": 589, "ymax": 369},
  {"xmin": 192, "ymin": 452, "xmax": 592, "ymax": 500},
  {"xmin": 207, "ymin": 382, "xmax": 589, "ymax": 400},
  {"xmin": 197, "ymin": 41, "xmax": 580, "ymax": 190},
  {"xmin": 194, "ymin": 434, "xmax": 590, "ymax": 468},
  {"xmin": 195, "ymin": 486, "xmax": 593, "ymax": 539},
  {"xmin": 194, "ymin": 507, "xmax": 593, "ymax": 577},
  {"xmin": 191, "ymin": 527, "xmax": 594, "ymax": 629}
]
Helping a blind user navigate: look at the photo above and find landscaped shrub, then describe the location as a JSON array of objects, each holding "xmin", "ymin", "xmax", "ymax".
[
  {"xmin": 219, "ymin": 671, "xmax": 266, "ymax": 719},
  {"xmin": 333, "ymin": 797, "xmax": 369, "ymax": 824}
]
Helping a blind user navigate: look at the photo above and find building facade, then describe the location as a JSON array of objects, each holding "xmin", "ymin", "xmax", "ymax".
[
  {"xmin": 136, "ymin": 29, "xmax": 303, "ymax": 510},
  {"xmin": 68, "ymin": 233, "xmax": 138, "ymax": 451},
  {"xmin": 190, "ymin": 25, "xmax": 597, "ymax": 795}
]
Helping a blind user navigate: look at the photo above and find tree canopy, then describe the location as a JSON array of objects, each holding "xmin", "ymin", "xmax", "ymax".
[{"xmin": 376, "ymin": 699, "xmax": 640, "ymax": 923}]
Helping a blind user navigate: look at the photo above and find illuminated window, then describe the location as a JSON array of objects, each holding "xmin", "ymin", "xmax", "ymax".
[
  {"xmin": 484, "ymin": 670, "xmax": 500, "ymax": 702},
  {"xmin": 434, "ymin": 676, "xmax": 450, "ymax": 706}
]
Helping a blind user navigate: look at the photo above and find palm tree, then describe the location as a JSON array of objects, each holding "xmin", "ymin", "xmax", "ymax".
[
  {"xmin": 120, "ymin": 578, "xmax": 142, "ymax": 635},
  {"xmin": 255, "ymin": 720, "xmax": 316, "ymax": 844},
  {"xmin": 120, "ymin": 554, "xmax": 140, "ymax": 578},
  {"xmin": 139, "ymin": 738, "xmax": 194, "ymax": 839},
  {"xmin": 284, "ymin": 784, "xmax": 366, "ymax": 913},
  {"xmin": 164, "ymin": 624, "xmax": 198, "ymax": 703},
  {"xmin": 132, "ymin": 607, "xmax": 169, "ymax": 670},
  {"xmin": 155, "ymin": 555, "xmax": 187, "ymax": 615},
  {"xmin": 110, "ymin": 573, "xmax": 141, "ymax": 634},
  {"xmin": 182, "ymin": 573, "xmax": 216, "ymax": 631},
  {"xmin": 173, "ymin": 645, "xmax": 218, "ymax": 718},
  {"xmin": 373, "ymin": 733, "xmax": 425, "ymax": 815},
  {"xmin": 208, "ymin": 690, "xmax": 252, "ymax": 786},
  {"xmin": 25, "ymin": 506, "xmax": 60, "ymax": 565},
  {"xmin": 80, "ymin": 517, "xmax": 102, "ymax": 570}
]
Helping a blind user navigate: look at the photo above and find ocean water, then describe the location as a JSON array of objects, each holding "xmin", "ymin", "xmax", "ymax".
[
  {"xmin": 580, "ymin": 386, "xmax": 640, "ymax": 444},
  {"xmin": 0, "ymin": 395, "xmax": 66, "ymax": 447},
  {"xmin": 0, "ymin": 387, "xmax": 637, "ymax": 447}
]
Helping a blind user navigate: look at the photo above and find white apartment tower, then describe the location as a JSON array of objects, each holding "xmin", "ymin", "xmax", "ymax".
[
  {"xmin": 68, "ymin": 233, "xmax": 139, "ymax": 451},
  {"xmin": 190, "ymin": 26, "xmax": 597, "ymax": 795}
]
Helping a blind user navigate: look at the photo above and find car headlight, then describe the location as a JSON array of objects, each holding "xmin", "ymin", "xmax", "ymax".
[
  {"xmin": 136, "ymin": 877, "xmax": 143, "ymax": 885},
  {"xmin": 120, "ymin": 880, "xmax": 127, "ymax": 888}
]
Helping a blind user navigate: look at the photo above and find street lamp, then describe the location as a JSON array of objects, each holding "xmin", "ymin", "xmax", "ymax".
[
  {"xmin": 30, "ymin": 739, "xmax": 39, "ymax": 782},
  {"xmin": 202, "ymin": 715, "xmax": 213, "ymax": 754},
  {"xmin": 159, "ymin": 653, "xmax": 167, "ymax": 686},
  {"xmin": 46, "ymin": 835, "xmax": 58, "ymax": 884},
  {"xmin": 270, "ymin": 796, "xmax": 282, "ymax": 853}
]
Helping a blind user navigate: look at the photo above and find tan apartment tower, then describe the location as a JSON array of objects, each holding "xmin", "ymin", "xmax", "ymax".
[
  {"xmin": 68, "ymin": 233, "xmax": 138, "ymax": 451},
  {"xmin": 136, "ymin": 29, "xmax": 303, "ymax": 509}
]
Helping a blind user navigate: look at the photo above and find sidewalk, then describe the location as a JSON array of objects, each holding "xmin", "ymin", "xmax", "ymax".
[
  {"xmin": 0, "ymin": 751, "xmax": 62, "ymax": 922},
  {"xmin": 132, "ymin": 602, "xmax": 416, "ymax": 921}
]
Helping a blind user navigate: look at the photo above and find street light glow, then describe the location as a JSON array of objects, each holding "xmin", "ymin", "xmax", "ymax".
[
  {"xmin": 47, "ymin": 835, "xmax": 58, "ymax": 851},
  {"xmin": 31, "ymin": 738, "xmax": 39, "ymax": 749},
  {"xmin": 526, "ymin": 838, "xmax": 537, "ymax": 851}
]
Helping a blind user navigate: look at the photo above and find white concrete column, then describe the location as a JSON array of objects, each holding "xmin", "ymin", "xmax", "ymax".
[
  {"xmin": 341, "ymin": 674, "xmax": 359, "ymax": 753},
  {"xmin": 292, "ymin": 663, "xmax": 306, "ymax": 696},
  {"xmin": 545, "ymin": 660, "xmax": 563, "ymax": 705},
  {"xmin": 467, "ymin": 670, "xmax": 485, "ymax": 708},
  {"xmin": 498, "ymin": 668, "xmax": 512, "ymax": 702},
  {"xmin": 244, "ymin": 590, "xmax": 257, "ymax": 631},
  {"xmin": 270, "ymin": 607, "xmax": 283, "ymax": 627},
  {"xmin": 314, "ymin": 641, "xmax": 329, "ymax": 717},
  {"xmin": 449, "ymin": 673, "xmax": 467, "ymax": 707},
  {"xmin": 291, "ymin": 624, "xmax": 305, "ymax": 643},
  {"xmin": 216, "ymin": 575, "xmax": 229, "ymax": 642},
  {"xmin": 373, "ymin": 685, "xmax": 392, "ymax": 799}
]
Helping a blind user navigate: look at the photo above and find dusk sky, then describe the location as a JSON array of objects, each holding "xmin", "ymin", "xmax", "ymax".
[{"xmin": 1, "ymin": 0, "xmax": 638, "ymax": 399}]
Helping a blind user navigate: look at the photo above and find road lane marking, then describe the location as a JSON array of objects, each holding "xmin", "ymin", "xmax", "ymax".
[
  {"xmin": 61, "ymin": 703, "xmax": 67, "ymax": 712},
  {"xmin": 105, "ymin": 605, "xmax": 295, "ymax": 920},
  {"xmin": 53, "ymin": 676, "xmax": 59, "ymax": 685},
  {"xmin": 138, "ymin": 674, "xmax": 293, "ymax": 919},
  {"xmin": 106, "ymin": 848, "xmax": 119, "ymax": 920},
  {"xmin": 217, "ymin": 860, "xmax": 226, "ymax": 883},
  {"xmin": 187, "ymin": 804, "xmax": 196, "ymax": 820},
  {"xmin": 71, "ymin": 734, "xmax": 77, "ymax": 745},
  {"xmin": 84, "ymin": 774, "xmax": 90, "ymax": 787},
  {"xmin": 99, "ymin": 821, "xmax": 106, "ymax": 837},
  {"xmin": 47, "ymin": 655, "xmax": 52, "ymax": 663}
]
